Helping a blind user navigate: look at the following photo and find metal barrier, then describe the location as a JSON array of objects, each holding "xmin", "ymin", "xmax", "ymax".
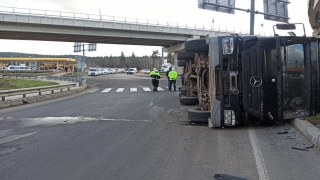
[
  {"xmin": 2, "ymin": 74, "xmax": 38, "ymax": 79},
  {"xmin": 45, "ymin": 76, "xmax": 86, "ymax": 85},
  {"xmin": 0, "ymin": 83, "xmax": 76, "ymax": 101}
]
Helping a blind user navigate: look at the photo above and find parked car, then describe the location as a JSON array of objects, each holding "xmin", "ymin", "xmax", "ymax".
[
  {"xmin": 127, "ymin": 68, "xmax": 135, "ymax": 74},
  {"xmin": 117, "ymin": 68, "xmax": 126, "ymax": 73},
  {"xmin": 109, "ymin": 69, "xmax": 116, "ymax": 74},
  {"xmin": 102, "ymin": 68, "xmax": 109, "ymax": 75},
  {"xmin": 140, "ymin": 69, "xmax": 150, "ymax": 74},
  {"xmin": 88, "ymin": 68, "xmax": 99, "ymax": 76}
]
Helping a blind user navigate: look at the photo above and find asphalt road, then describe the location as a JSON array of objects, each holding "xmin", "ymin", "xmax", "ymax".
[{"xmin": 0, "ymin": 73, "xmax": 319, "ymax": 180}]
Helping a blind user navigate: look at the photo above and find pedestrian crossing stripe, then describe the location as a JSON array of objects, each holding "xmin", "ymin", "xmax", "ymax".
[
  {"xmin": 97, "ymin": 87, "xmax": 169, "ymax": 93},
  {"xmin": 130, "ymin": 88, "xmax": 137, "ymax": 92},
  {"xmin": 101, "ymin": 88, "xmax": 112, "ymax": 93},
  {"xmin": 115, "ymin": 88, "xmax": 125, "ymax": 92},
  {"xmin": 90, "ymin": 89, "xmax": 99, "ymax": 93},
  {"xmin": 142, "ymin": 87, "xmax": 151, "ymax": 91}
]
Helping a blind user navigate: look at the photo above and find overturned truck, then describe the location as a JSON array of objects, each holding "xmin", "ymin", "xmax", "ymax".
[{"xmin": 178, "ymin": 23, "xmax": 320, "ymax": 128}]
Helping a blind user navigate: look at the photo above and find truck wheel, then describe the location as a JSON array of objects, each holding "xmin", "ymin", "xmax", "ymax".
[
  {"xmin": 185, "ymin": 39, "xmax": 209, "ymax": 52},
  {"xmin": 188, "ymin": 107, "xmax": 210, "ymax": 123},
  {"xmin": 177, "ymin": 60, "xmax": 186, "ymax": 67},
  {"xmin": 180, "ymin": 97, "xmax": 198, "ymax": 105},
  {"xmin": 177, "ymin": 52, "xmax": 195, "ymax": 60},
  {"xmin": 180, "ymin": 89, "xmax": 187, "ymax": 95},
  {"xmin": 178, "ymin": 86, "xmax": 185, "ymax": 91}
]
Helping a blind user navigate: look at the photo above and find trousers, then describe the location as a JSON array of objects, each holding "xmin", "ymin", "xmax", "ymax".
[
  {"xmin": 169, "ymin": 80, "xmax": 176, "ymax": 91},
  {"xmin": 152, "ymin": 79, "xmax": 159, "ymax": 90}
]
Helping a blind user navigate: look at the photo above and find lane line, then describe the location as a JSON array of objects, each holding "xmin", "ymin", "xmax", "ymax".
[
  {"xmin": 248, "ymin": 128, "xmax": 270, "ymax": 180},
  {"xmin": 115, "ymin": 88, "xmax": 125, "ymax": 92},
  {"xmin": 158, "ymin": 87, "xmax": 164, "ymax": 91},
  {"xmin": 130, "ymin": 88, "xmax": 137, "ymax": 92},
  {"xmin": 101, "ymin": 88, "xmax": 112, "ymax": 93},
  {"xmin": 0, "ymin": 132, "xmax": 37, "ymax": 145}
]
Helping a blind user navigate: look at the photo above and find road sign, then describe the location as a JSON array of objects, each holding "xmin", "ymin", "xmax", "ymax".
[
  {"xmin": 263, "ymin": 0, "xmax": 290, "ymax": 23},
  {"xmin": 198, "ymin": 0, "xmax": 235, "ymax": 14},
  {"xmin": 73, "ymin": 42, "xmax": 82, "ymax": 53}
]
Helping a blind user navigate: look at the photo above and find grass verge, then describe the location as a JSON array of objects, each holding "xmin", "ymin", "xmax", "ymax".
[
  {"xmin": 300, "ymin": 114, "xmax": 320, "ymax": 129},
  {"xmin": 0, "ymin": 78, "xmax": 58, "ymax": 90}
]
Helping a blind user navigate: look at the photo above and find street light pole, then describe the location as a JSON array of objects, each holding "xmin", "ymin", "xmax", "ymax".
[{"xmin": 250, "ymin": 0, "xmax": 255, "ymax": 35}]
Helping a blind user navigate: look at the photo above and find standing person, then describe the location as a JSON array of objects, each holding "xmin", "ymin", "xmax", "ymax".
[
  {"xmin": 166, "ymin": 67, "xmax": 172, "ymax": 88},
  {"xmin": 65, "ymin": 66, "xmax": 68, "ymax": 73},
  {"xmin": 168, "ymin": 68, "xmax": 178, "ymax": 91},
  {"xmin": 149, "ymin": 68, "xmax": 161, "ymax": 92}
]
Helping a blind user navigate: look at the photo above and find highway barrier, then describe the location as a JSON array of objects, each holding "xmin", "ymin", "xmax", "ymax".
[{"xmin": 0, "ymin": 84, "xmax": 77, "ymax": 101}]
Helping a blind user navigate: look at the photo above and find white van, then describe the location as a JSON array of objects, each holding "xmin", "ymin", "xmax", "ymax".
[{"xmin": 7, "ymin": 65, "xmax": 31, "ymax": 71}]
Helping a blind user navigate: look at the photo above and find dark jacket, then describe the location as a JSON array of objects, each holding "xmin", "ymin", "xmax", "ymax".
[{"xmin": 166, "ymin": 70, "xmax": 171, "ymax": 79}]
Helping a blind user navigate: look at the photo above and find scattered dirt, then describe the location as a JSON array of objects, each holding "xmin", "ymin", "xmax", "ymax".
[{"xmin": 161, "ymin": 109, "xmax": 189, "ymax": 125}]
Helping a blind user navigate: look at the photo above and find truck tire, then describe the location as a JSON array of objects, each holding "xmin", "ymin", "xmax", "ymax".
[
  {"xmin": 180, "ymin": 97, "xmax": 198, "ymax": 105},
  {"xmin": 178, "ymin": 86, "xmax": 185, "ymax": 91},
  {"xmin": 177, "ymin": 60, "xmax": 186, "ymax": 67},
  {"xmin": 177, "ymin": 52, "xmax": 195, "ymax": 60},
  {"xmin": 188, "ymin": 107, "xmax": 210, "ymax": 123},
  {"xmin": 180, "ymin": 89, "xmax": 187, "ymax": 95},
  {"xmin": 185, "ymin": 39, "xmax": 209, "ymax": 52}
]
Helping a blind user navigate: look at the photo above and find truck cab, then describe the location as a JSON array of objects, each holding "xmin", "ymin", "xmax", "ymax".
[{"xmin": 180, "ymin": 23, "xmax": 320, "ymax": 128}]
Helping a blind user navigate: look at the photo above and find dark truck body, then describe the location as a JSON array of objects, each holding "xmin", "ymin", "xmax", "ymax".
[
  {"xmin": 180, "ymin": 35, "xmax": 320, "ymax": 127},
  {"xmin": 211, "ymin": 35, "xmax": 320, "ymax": 127}
]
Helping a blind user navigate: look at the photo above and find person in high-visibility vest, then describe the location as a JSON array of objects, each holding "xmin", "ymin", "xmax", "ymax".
[
  {"xmin": 149, "ymin": 68, "xmax": 161, "ymax": 92},
  {"xmin": 168, "ymin": 68, "xmax": 178, "ymax": 91}
]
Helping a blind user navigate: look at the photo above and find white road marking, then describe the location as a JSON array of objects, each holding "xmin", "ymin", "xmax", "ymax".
[
  {"xmin": 90, "ymin": 89, "xmax": 99, "ymax": 93},
  {"xmin": 115, "ymin": 88, "xmax": 125, "ymax": 92},
  {"xmin": 0, "ymin": 132, "xmax": 37, "ymax": 145},
  {"xmin": 143, "ymin": 87, "xmax": 151, "ymax": 91},
  {"xmin": 158, "ymin": 87, "xmax": 164, "ymax": 91},
  {"xmin": 101, "ymin": 88, "xmax": 112, "ymax": 93},
  {"xmin": 248, "ymin": 129, "xmax": 270, "ymax": 180},
  {"xmin": 130, "ymin": 88, "xmax": 137, "ymax": 92}
]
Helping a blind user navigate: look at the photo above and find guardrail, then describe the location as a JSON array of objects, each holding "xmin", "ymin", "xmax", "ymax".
[
  {"xmin": 46, "ymin": 76, "xmax": 86, "ymax": 85},
  {"xmin": 2, "ymin": 74, "xmax": 38, "ymax": 79},
  {"xmin": 0, "ymin": 6, "xmax": 268, "ymax": 36},
  {"xmin": 0, "ymin": 83, "xmax": 76, "ymax": 101}
]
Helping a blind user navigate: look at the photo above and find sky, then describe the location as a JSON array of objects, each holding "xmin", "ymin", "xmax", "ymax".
[{"xmin": 0, "ymin": 0, "xmax": 313, "ymax": 57}]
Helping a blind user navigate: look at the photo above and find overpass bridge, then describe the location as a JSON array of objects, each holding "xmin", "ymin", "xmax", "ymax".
[
  {"xmin": 0, "ymin": 6, "xmax": 252, "ymax": 52},
  {"xmin": 309, "ymin": 0, "xmax": 320, "ymax": 36}
]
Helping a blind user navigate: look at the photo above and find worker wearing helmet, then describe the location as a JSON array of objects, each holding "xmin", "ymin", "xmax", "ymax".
[
  {"xmin": 168, "ymin": 68, "xmax": 178, "ymax": 91},
  {"xmin": 149, "ymin": 68, "xmax": 161, "ymax": 91}
]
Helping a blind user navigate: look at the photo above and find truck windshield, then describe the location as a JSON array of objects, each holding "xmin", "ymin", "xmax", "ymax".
[{"xmin": 282, "ymin": 43, "xmax": 309, "ymax": 119}]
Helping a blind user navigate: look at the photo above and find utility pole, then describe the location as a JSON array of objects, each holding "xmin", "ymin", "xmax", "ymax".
[
  {"xmin": 250, "ymin": 0, "xmax": 255, "ymax": 35},
  {"xmin": 73, "ymin": 42, "xmax": 96, "ymax": 86}
]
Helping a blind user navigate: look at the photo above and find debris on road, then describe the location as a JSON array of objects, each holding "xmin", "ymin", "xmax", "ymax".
[
  {"xmin": 277, "ymin": 131, "xmax": 288, "ymax": 134},
  {"xmin": 214, "ymin": 174, "xmax": 247, "ymax": 180}
]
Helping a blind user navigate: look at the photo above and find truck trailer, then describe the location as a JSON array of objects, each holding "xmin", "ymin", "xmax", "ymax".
[{"xmin": 178, "ymin": 23, "xmax": 320, "ymax": 128}]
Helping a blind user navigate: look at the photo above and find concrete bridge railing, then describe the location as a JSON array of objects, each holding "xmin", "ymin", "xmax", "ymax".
[{"xmin": 0, "ymin": 6, "xmax": 267, "ymax": 36}]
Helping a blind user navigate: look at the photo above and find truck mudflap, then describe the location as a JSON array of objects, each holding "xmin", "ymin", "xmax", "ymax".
[{"xmin": 242, "ymin": 40, "xmax": 264, "ymax": 120}]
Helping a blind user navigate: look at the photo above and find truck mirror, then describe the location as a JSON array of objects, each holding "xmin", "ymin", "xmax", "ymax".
[{"xmin": 276, "ymin": 24, "xmax": 296, "ymax": 30}]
